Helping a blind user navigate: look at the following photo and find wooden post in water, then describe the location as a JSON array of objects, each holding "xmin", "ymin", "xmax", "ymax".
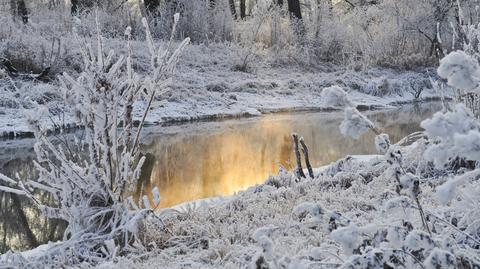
[
  {"xmin": 292, "ymin": 133, "xmax": 305, "ymax": 179},
  {"xmin": 300, "ymin": 137, "xmax": 314, "ymax": 178}
]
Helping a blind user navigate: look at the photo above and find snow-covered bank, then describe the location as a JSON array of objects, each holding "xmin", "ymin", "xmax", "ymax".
[
  {"xmin": 102, "ymin": 144, "xmax": 479, "ymax": 268},
  {"xmin": 0, "ymin": 42, "xmax": 447, "ymax": 139}
]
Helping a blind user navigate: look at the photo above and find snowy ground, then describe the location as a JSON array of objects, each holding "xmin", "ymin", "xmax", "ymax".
[
  {"xmin": 0, "ymin": 42, "xmax": 447, "ymax": 138},
  {"xmin": 100, "ymin": 146, "xmax": 478, "ymax": 268}
]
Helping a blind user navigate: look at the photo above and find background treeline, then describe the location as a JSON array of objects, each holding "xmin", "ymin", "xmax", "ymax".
[{"xmin": 2, "ymin": 0, "xmax": 479, "ymax": 70}]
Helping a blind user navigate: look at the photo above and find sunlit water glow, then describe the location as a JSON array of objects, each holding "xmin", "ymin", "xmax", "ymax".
[
  {"xmin": 137, "ymin": 102, "xmax": 441, "ymax": 208},
  {"xmin": 0, "ymin": 102, "xmax": 442, "ymax": 252}
]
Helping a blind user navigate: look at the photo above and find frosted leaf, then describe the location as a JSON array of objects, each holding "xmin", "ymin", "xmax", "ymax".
[
  {"xmin": 141, "ymin": 17, "xmax": 148, "ymax": 28},
  {"xmin": 404, "ymin": 230, "xmax": 434, "ymax": 251},
  {"xmin": 424, "ymin": 248, "xmax": 456, "ymax": 269},
  {"xmin": 0, "ymin": 186, "xmax": 27, "ymax": 196},
  {"xmin": 453, "ymin": 130, "xmax": 480, "ymax": 160},
  {"xmin": 330, "ymin": 224, "xmax": 360, "ymax": 256},
  {"xmin": 421, "ymin": 104, "xmax": 476, "ymax": 140},
  {"xmin": 423, "ymin": 143, "xmax": 452, "ymax": 169},
  {"xmin": 253, "ymin": 225, "xmax": 276, "ymax": 260},
  {"xmin": 321, "ymin": 86, "xmax": 351, "ymax": 107},
  {"xmin": 0, "ymin": 173, "xmax": 16, "ymax": 185},
  {"xmin": 124, "ymin": 26, "xmax": 132, "ymax": 38},
  {"xmin": 384, "ymin": 196, "xmax": 414, "ymax": 210},
  {"xmin": 437, "ymin": 170, "xmax": 480, "ymax": 204},
  {"xmin": 342, "ymin": 248, "xmax": 386, "ymax": 268},
  {"xmin": 142, "ymin": 195, "xmax": 151, "ymax": 210},
  {"xmin": 399, "ymin": 173, "xmax": 420, "ymax": 198},
  {"xmin": 253, "ymin": 225, "xmax": 276, "ymax": 242},
  {"xmin": 309, "ymin": 247, "xmax": 327, "ymax": 261},
  {"xmin": 437, "ymin": 50, "xmax": 480, "ymax": 91},
  {"xmin": 421, "ymin": 104, "xmax": 479, "ymax": 168},
  {"xmin": 375, "ymin": 133, "xmax": 390, "ymax": 154},
  {"xmin": 104, "ymin": 239, "xmax": 116, "ymax": 257},
  {"xmin": 387, "ymin": 226, "xmax": 407, "ymax": 248},
  {"xmin": 437, "ymin": 180, "xmax": 458, "ymax": 205},
  {"xmin": 340, "ymin": 108, "xmax": 374, "ymax": 139},
  {"xmin": 152, "ymin": 187, "xmax": 161, "ymax": 207},
  {"xmin": 127, "ymin": 196, "xmax": 139, "ymax": 210},
  {"xmin": 292, "ymin": 202, "xmax": 324, "ymax": 219},
  {"xmin": 174, "ymin": 13, "xmax": 180, "ymax": 24}
]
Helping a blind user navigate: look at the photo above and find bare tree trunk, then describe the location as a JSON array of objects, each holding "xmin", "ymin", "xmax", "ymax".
[
  {"xmin": 137, "ymin": 0, "xmax": 147, "ymax": 18},
  {"xmin": 209, "ymin": 0, "xmax": 215, "ymax": 9},
  {"xmin": 71, "ymin": 0, "xmax": 98, "ymax": 15},
  {"xmin": 240, "ymin": 0, "xmax": 246, "ymax": 19},
  {"xmin": 10, "ymin": 0, "xmax": 28, "ymax": 24},
  {"xmin": 144, "ymin": 0, "xmax": 160, "ymax": 15},
  {"xmin": 229, "ymin": 0, "xmax": 237, "ymax": 19},
  {"xmin": 71, "ymin": 0, "xmax": 78, "ymax": 15},
  {"xmin": 287, "ymin": 0, "xmax": 302, "ymax": 20}
]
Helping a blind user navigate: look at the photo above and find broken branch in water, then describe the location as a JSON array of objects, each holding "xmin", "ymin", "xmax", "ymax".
[
  {"xmin": 300, "ymin": 137, "xmax": 314, "ymax": 178},
  {"xmin": 292, "ymin": 133, "xmax": 306, "ymax": 179}
]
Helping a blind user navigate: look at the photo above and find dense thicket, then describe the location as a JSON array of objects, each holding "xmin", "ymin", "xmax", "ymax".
[{"xmin": 1, "ymin": 0, "xmax": 476, "ymax": 70}]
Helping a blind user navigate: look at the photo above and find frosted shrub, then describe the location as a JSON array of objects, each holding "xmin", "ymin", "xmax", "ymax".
[
  {"xmin": 330, "ymin": 224, "xmax": 360, "ymax": 256},
  {"xmin": 0, "ymin": 15, "xmax": 189, "ymax": 266},
  {"xmin": 322, "ymin": 86, "xmax": 386, "ymax": 146},
  {"xmin": 306, "ymin": 52, "xmax": 480, "ymax": 267},
  {"xmin": 320, "ymin": 85, "xmax": 352, "ymax": 107},
  {"xmin": 374, "ymin": 133, "xmax": 390, "ymax": 154},
  {"xmin": 153, "ymin": 0, "xmax": 233, "ymax": 43},
  {"xmin": 420, "ymin": 103, "xmax": 478, "ymax": 168},
  {"xmin": 233, "ymin": 4, "xmax": 272, "ymax": 72},
  {"xmin": 339, "ymin": 108, "xmax": 375, "ymax": 140},
  {"xmin": 437, "ymin": 51, "xmax": 480, "ymax": 91}
]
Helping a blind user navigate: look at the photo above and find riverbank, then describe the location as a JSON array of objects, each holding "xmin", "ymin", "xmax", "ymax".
[
  {"xmin": 0, "ymin": 41, "xmax": 449, "ymax": 139},
  {"xmin": 3, "ymin": 101, "xmax": 479, "ymax": 268},
  {"xmin": 106, "ymin": 141, "xmax": 478, "ymax": 268}
]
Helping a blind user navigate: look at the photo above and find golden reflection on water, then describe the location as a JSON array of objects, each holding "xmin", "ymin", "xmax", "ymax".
[
  {"xmin": 139, "ymin": 104, "xmax": 440, "ymax": 208},
  {"xmin": 0, "ymin": 104, "xmax": 440, "ymax": 253}
]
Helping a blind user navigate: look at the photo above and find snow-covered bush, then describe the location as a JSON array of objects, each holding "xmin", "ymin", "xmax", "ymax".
[
  {"xmin": 420, "ymin": 103, "xmax": 479, "ymax": 167},
  {"xmin": 321, "ymin": 85, "xmax": 352, "ymax": 107},
  {"xmin": 152, "ymin": 0, "xmax": 233, "ymax": 43},
  {"xmin": 0, "ymin": 15, "xmax": 189, "ymax": 267},
  {"xmin": 322, "ymin": 85, "xmax": 388, "ymax": 153},
  {"xmin": 438, "ymin": 51, "xmax": 480, "ymax": 91},
  {"xmin": 339, "ymin": 108, "xmax": 375, "ymax": 140}
]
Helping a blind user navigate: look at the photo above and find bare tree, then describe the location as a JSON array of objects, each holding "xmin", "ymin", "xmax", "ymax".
[
  {"xmin": 144, "ymin": 0, "xmax": 160, "ymax": 15},
  {"xmin": 240, "ymin": 0, "xmax": 246, "ymax": 19},
  {"xmin": 229, "ymin": 0, "xmax": 237, "ymax": 19},
  {"xmin": 10, "ymin": 0, "xmax": 28, "ymax": 24},
  {"xmin": 71, "ymin": 0, "xmax": 98, "ymax": 15},
  {"xmin": 287, "ymin": 0, "xmax": 302, "ymax": 20}
]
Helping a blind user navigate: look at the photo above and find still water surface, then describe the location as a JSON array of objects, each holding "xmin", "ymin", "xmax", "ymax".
[
  {"xmin": 0, "ymin": 102, "xmax": 442, "ymax": 252},
  {"xmin": 137, "ymin": 102, "xmax": 441, "ymax": 207}
]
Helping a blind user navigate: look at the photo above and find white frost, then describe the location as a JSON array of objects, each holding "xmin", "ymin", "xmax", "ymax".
[
  {"xmin": 152, "ymin": 187, "xmax": 161, "ymax": 207},
  {"xmin": 330, "ymin": 224, "xmax": 360, "ymax": 256},
  {"xmin": 424, "ymin": 248, "xmax": 456, "ymax": 269},
  {"xmin": 340, "ymin": 107, "xmax": 374, "ymax": 139},
  {"xmin": 321, "ymin": 86, "xmax": 352, "ymax": 107},
  {"xmin": 375, "ymin": 133, "xmax": 390, "ymax": 154},
  {"xmin": 437, "ymin": 50, "xmax": 480, "ymax": 91}
]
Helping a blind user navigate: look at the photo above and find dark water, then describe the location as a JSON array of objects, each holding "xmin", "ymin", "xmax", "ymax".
[{"xmin": 0, "ymin": 102, "xmax": 442, "ymax": 253}]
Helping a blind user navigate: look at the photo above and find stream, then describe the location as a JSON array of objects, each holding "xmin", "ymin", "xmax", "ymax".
[{"xmin": 0, "ymin": 102, "xmax": 443, "ymax": 253}]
